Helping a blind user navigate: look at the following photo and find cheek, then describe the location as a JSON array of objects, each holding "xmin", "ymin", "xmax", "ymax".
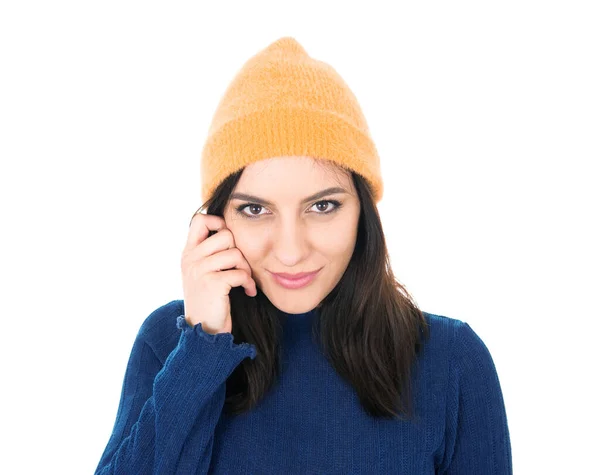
[
  {"xmin": 322, "ymin": 221, "xmax": 358, "ymax": 252},
  {"xmin": 230, "ymin": 229, "xmax": 268, "ymax": 264},
  {"xmin": 318, "ymin": 239, "xmax": 355, "ymax": 263},
  {"xmin": 234, "ymin": 230, "xmax": 271, "ymax": 257},
  {"xmin": 228, "ymin": 216, "xmax": 272, "ymax": 239}
]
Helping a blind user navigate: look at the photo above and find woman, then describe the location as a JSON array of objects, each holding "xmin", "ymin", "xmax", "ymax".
[{"xmin": 95, "ymin": 36, "xmax": 512, "ymax": 474}]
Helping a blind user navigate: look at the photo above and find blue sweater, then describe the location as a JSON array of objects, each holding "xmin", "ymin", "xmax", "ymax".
[{"xmin": 95, "ymin": 300, "xmax": 512, "ymax": 474}]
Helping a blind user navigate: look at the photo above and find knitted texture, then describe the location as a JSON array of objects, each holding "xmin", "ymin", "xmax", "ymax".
[
  {"xmin": 95, "ymin": 300, "xmax": 513, "ymax": 473},
  {"xmin": 200, "ymin": 36, "xmax": 384, "ymax": 204}
]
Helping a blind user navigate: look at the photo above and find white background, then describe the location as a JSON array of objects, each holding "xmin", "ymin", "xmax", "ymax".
[{"xmin": 1, "ymin": 1, "xmax": 598, "ymax": 473}]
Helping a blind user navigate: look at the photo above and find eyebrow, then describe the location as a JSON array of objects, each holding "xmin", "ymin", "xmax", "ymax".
[{"xmin": 230, "ymin": 187, "xmax": 349, "ymax": 206}]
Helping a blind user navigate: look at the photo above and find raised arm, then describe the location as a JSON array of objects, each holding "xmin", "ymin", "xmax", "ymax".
[{"xmin": 95, "ymin": 316, "xmax": 256, "ymax": 475}]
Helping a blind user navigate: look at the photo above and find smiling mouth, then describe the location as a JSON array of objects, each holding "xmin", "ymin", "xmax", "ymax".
[
  {"xmin": 270, "ymin": 269, "xmax": 321, "ymax": 279},
  {"xmin": 269, "ymin": 268, "xmax": 322, "ymax": 289}
]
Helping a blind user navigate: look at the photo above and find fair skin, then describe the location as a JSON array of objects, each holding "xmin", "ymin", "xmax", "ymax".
[{"xmin": 224, "ymin": 156, "xmax": 361, "ymax": 315}]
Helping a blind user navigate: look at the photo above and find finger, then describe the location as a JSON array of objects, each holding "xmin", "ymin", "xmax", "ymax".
[
  {"xmin": 184, "ymin": 212, "xmax": 227, "ymax": 253},
  {"xmin": 216, "ymin": 269, "xmax": 257, "ymax": 296},
  {"xmin": 198, "ymin": 247, "xmax": 253, "ymax": 277}
]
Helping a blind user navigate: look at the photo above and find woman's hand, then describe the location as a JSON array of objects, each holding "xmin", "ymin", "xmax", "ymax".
[{"xmin": 181, "ymin": 212, "xmax": 257, "ymax": 334}]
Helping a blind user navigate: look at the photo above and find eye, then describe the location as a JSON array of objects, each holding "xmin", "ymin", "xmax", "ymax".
[
  {"xmin": 238, "ymin": 203, "xmax": 267, "ymax": 218},
  {"xmin": 310, "ymin": 200, "xmax": 340, "ymax": 214},
  {"xmin": 235, "ymin": 200, "xmax": 342, "ymax": 219}
]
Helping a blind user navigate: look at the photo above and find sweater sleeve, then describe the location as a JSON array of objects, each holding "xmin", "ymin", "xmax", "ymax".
[
  {"xmin": 94, "ymin": 315, "xmax": 257, "ymax": 475},
  {"xmin": 439, "ymin": 321, "xmax": 513, "ymax": 474}
]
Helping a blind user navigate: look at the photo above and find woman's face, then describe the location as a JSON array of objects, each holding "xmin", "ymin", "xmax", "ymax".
[{"xmin": 224, "ymin": 156, "xmax": 361, "ymax": 315}]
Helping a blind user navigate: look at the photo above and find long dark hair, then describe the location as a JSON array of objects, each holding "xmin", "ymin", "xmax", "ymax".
[{"xmin": 192, "ymin": 165, "xmax": 430, "ymax": 421}]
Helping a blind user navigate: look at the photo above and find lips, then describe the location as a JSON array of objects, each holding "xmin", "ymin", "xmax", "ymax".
[
  {"xmin": 272, "ymin": 270, "xmax": 320, "ymax": 280},
  {"xmin": 270, "ymin": 268, "xmax": 321, "ymax": 289}
]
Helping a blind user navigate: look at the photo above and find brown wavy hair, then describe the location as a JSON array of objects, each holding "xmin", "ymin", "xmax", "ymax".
[{"xmin": 191, "ymin": 165, "xmax": 430, "ymax": 421}]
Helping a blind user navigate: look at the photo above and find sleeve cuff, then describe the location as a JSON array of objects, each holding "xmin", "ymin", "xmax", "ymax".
[{"xmin": 176, "ymin": 315, "xmax": 257, "ymax": 360}]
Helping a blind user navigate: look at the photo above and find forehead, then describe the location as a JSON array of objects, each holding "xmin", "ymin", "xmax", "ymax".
[{"xmin": 237, "ymin": 156, "xmax": 351, "ymax": 187}]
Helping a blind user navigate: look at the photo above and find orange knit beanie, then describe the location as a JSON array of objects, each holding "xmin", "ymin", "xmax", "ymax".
[{"xmin": 200, "ymin": 36, "xmax": 384, "ymax": 204}]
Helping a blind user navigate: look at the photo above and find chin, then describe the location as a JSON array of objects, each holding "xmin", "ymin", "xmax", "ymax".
[{"xmin": 264, "ymin": 291, "xmax": 321, "ymax": 315}]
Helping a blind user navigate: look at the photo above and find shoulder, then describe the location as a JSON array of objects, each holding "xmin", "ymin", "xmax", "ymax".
[
  {"xmin": 422, "ymin": 310, "xmax": 500, "ymax": 380},
  {"xmin": 420, "ymin": 310, "xmax": 467, "ymax": 353},
  {"xmin": 136, "ymin": 299, "xmax": 186, "ymax": 364}
]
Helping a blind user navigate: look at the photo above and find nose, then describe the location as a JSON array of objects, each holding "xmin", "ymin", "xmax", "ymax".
[{"xmin": 271, "ymin": 218, "xmax": 310, "ymax": 266}]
